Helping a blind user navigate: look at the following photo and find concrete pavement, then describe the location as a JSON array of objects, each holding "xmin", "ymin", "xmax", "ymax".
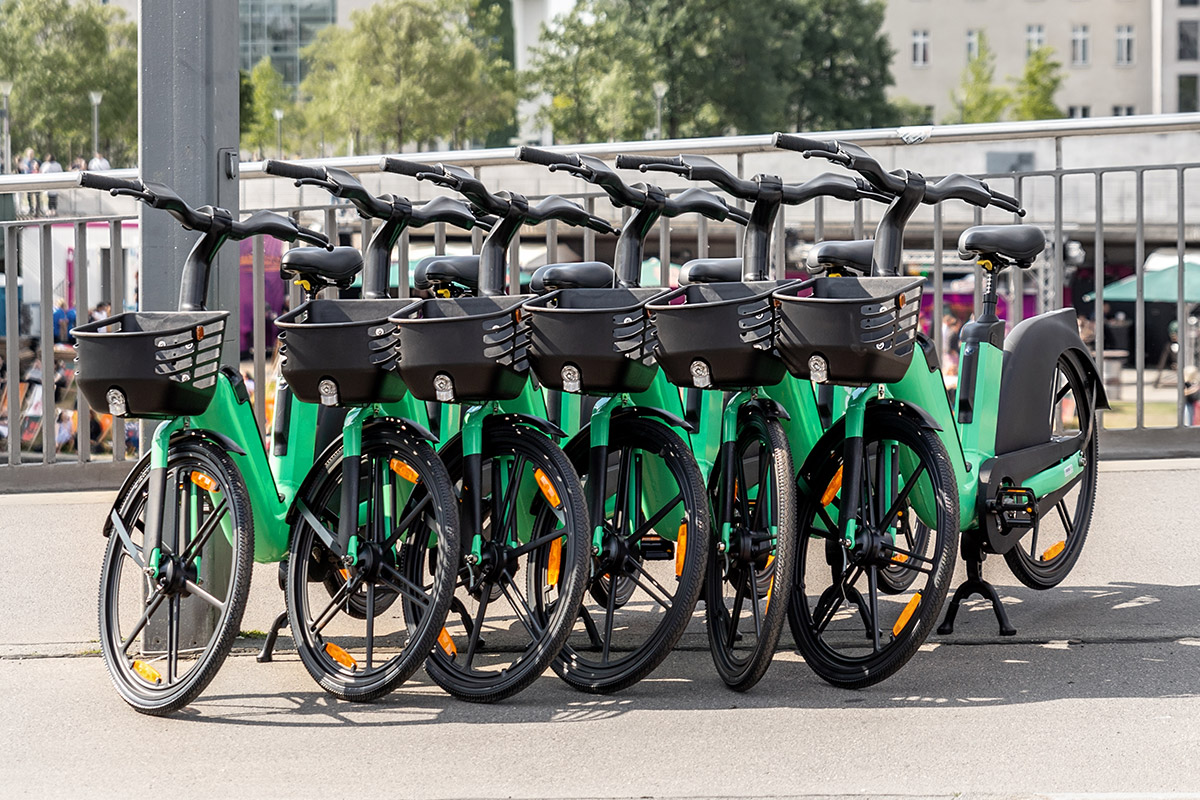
[{"xmin": 1, "ymin": 460, "xmax": 1199, "ymax": 798}]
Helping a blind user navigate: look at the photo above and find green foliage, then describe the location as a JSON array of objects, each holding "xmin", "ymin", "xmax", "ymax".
[
  {"xmin": 524, "ymin": 0, "xmax": 897, "ymax": 144},
  {"xmin": 888, "ymin": 97, "xmax": 934, "ymax": 126},
  {"xmin": 244, "ymin": 58, "xmax": 293, "ymax": 159},
  {"xmin": 238, "ymin": 70, "xmax": 254, "ymax": 138},
  {"xmin": 1010, "ymin": 47, "xmax": 1064, "ymax": 121},
  {"xmin": 946, "ymin": 32, "xmax": 1010, "ymax": 124},
  {"xmin": 300, "ymin": 0, "xmax": 515, "ymax": 153},
  {"xmin": 0, "ymin": 0, "xmax": 137, "ymax": 166}
]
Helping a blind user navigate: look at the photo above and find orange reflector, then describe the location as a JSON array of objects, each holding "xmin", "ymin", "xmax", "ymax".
[
  {"xmin": 765, "ymin": 557, "xmax": 776, "ymax": 615},
  {"xmin": 324, "ymin": 642, "xmax": 357, "ymax": 671},
  {"xmin": 675, "ymin": 522, "xmax": 687, "ymax": 577},
  {"xmin": 389, "ymin": 458, "xmax": 419, "ymax": 484},
  {"xmin": 132, "ymin": 660, "xmax": 162, "ymax": 685},
  {"xmin": 547, "ymin": 537, "xmax": 562, "ymax": 586},
  {"xmin": 195, "ymin": 325, "xmax": 206, "ymax": 340},
  {"xmin": 1040, "ymin": 541, "xmax": 1066, "ymax": 562},
  {"xmin": 892, "ymin": 592, "xmax": 922, "ymax": 637},
  {"xmin": 897, "ymin": 293, "xmax": 906, "ymax": 309},
  {"xmin": 437, "ymin": 628, "xmax": 457, "ymax": 658},
  {"xmin": 892, "ymin": 552, "xmax": 909, "ymax": 564},
  {"xmin": 190, "ymin": 472, "xmax": 219, "ymax": 492},
  {"xmin": 339, "ymin": 568, "xmax": 349, "ymax": 580},
  {"xmin": 534, "ymin": 468, "xmax": 561, "ymax": 508},
  {"xmin": 821, "ymin": 465, "xmax": 844, "ymax": 506}
]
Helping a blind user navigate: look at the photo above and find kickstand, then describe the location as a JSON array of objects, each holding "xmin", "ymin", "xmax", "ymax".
[
  {"xmin": 937, "ymin": 556, "xmax": 1017, "ymax": 637},
  {"xmin": 257, "ymin": 610, "xmax": 290, "ymax": 663}
]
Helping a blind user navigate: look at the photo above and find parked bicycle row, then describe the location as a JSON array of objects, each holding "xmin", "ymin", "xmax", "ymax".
[{"xmin": 72, "ymin": 134, "xmax": 1105, "ymax": 715}]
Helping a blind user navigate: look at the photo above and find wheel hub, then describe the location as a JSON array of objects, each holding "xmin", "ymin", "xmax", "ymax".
[{"xmin": 157, "ymin": 556, "xmax": 197, "ymax": 595}]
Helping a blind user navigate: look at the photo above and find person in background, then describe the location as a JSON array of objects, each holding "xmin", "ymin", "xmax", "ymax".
[
  {"xmin": 70, "ymin": 156, "xmax": 86, "ymax": 171},
  {"xmin": 89, "ymin": 301, "xmax": 110, "ymax": 323},
  {"xmin": 40, "ymin": 154, "xmax": 63, "ymax": 215},
  {"xmin": 18, "ymin": 148, "xmax": 41, "ymax": 216},
  {"xmin": 51, "ymin": 298, "xmax": 76, "ymax": 344},
  {"xmin": 1185, "ymin": 366, "xmax": 1200, "ymax": 426},
  {"xmin": 88, "ymin": 151, "xmax": 111, "ymax": 171}
]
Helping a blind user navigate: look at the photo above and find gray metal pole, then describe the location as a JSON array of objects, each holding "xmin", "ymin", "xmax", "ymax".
[
  {"xmin": 138, "ymin": 1, "xmax": 240, "ymax": 363},
  {"xmin": 92, "ymin": 102, "xmax": 99, "ymax": 157},
  {"xmin": 1, "ymin": 94, "xmax": 10, "ymax": 174}
]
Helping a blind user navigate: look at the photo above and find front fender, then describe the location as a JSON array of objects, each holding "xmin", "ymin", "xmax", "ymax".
[
  {"xmin": 486, "ymin": 412, "xmax": 567, "ymax": 441},
  {"xmin": 741, "ymin": 396, "xmax": 791, "ymax": 423},
  {"xmin": 797, "ymin": 398, "xmax": 941, "ymax": 483},
  {"xmin": 612, "ymin": 403, "xmax": 695, "ymax": 433}
]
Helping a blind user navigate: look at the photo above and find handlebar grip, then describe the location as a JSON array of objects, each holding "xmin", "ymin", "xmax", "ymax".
[
  {"xmin": 990, "ymin": 188, "xmax": 1024, "ymax": 214},
  {"xmin": 587, "ymin": 214, "xmax": 617, "ymax": 235},
  {"xmin": 773, "ymin": 132, "xmax": 838, "ymax": 154},
  {"xmin": 517, "ymin": 146, "xmax": 581, "ymax": 169},
  {"xmin": 295, "ymin": 226, "xmax": 332, "ymax": 249},
  {"xmin": 263, "ymin": 160, "xmax": 325, "ymax": 181},
  {"xmin": 77, "ymin": 172, "xmax": 143, "ymax": 193},
  {"xmin": 614, "ymin": 154, "xmax": 685, "ymax": 170},
  {"xmin": 379, "ymin": 156, "xmax": 443, "ymax": 177}
]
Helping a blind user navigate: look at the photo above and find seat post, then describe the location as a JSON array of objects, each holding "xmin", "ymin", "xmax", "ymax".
[{"xmin": 978, "ymin": 255, "xmax": 1002, "ymax": 323}]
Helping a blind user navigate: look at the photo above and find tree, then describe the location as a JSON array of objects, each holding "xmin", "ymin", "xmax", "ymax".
[
  {"xmin": 300, "ymin": 0, "xmax": 515, "ymax": 153},
  {"xmin": 244, "ymin": 57, "xmax": 293, "ymax": 158},
  {"xmin": 1010, "ymin": 46, "xmax": 1064, "ymax": 121},
  {"xmin": 946, "ymin": 32, "xmax": 1009, "ymax": 124},
  {"xmin": 0, "ymin": 0, "xmax": 137, "ymax": 165},
  {"xmin": 524, "ymin": 0, "xmax": 899, "ymax": 145}
]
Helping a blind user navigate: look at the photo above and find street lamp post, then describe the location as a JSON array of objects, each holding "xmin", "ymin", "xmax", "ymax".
[
  {"xmin": 89, "ymin": 91, "xmax": 103, "ymax": 158},
  {"xmin": 652, "ymin": 81, "xmax": 668, "ymax": 141},
  {"xmin": 273, "ymin": 108, "xmax": 284, "ymax": 158},
  {"xmin": 0, "ymin": 81, "xmax": 12, "ymax": 175}
]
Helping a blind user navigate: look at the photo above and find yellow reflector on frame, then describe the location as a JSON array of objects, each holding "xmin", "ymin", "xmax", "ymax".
[
  {"xmin": 1040, "ymin": 541, "xmax": 1066, "ymax": 561},
  {"xmin": 547, "ymin": 537, "xmax": 563, "ymax": 586},
  {"xmin": 534, "ymin": 468, "xmax": 561, "ymax": 508},
  {"xmin": 389, "ymin": 458, "xmax": 420, "ymax": 484},
  {"xmin": 821, "ymin": 465, "xmax": 843, "ymax": 506},
  {"xmin": 324, "ymin": 642, "xmax": 358, "ymax": 671}
]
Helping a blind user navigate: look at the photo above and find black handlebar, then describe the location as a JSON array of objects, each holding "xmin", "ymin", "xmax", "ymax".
[
  {"xmin": 77, "ymin": 172, "xmax": 144, "ymax": 193},
  {"xmin": 517, "ymin": 146, "xmax": 582, "ymax": 169},
  {"xmin": 614, "ymin": 153, "xmax": 687, "ymax": 172},
  {"xmin": 262, "ymin": 159, "xmax": 326, "ymax": 181},
  {"xmin": 772, "ymin": 132, "xmax": 839, "ymax": 155},
  {"xmin": 379, "ymin": 156, "xmax": 440, "ymax": 178}
]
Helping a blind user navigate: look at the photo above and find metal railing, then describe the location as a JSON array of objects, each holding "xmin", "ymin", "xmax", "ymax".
[{"xmin": 2, "ymin": 115, "xmax": 1198, "ymax": 490}]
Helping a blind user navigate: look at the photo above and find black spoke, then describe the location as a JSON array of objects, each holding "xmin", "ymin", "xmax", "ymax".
[
  {"xmin": 178, "ymin": 497, "xmax": 229, "ymax": 563},
  {"xmin": 184, "ymin": 580, "xmax": 225, "ymax": 610},
  {"xmin": 511, "ymin": 528, "xmax": 565, "ymax": 559},
  {"xmin": 365, "ymin": 581, "xmax": 375, "ymax": 670},
  {"xmin": 379, "ymin": 562, "xmax": 432, "ymax": 609},
  {"xmin": 727, "ymin": 569, "xmax": 747, "ymax": 643},
  {"xmin": 167, "ymin": 594, "xmax": 180, "ymax": 684},
  {"xmin": 747, "ymin": 568, "xmax": 762, "ymax": 639},
  {"xmin": 121, "ymin": 590, "xmax": 165, "ymax": 654},
  {"xmin": 813, "ymin": 593, "xmax": 844, "ymax": 635},
  {"xmin": 629, "ymin": 493, "xmax": 683, "ymax": 545},
  {"xmin": 867, "ymin": 566, "xmax": 881, "ymax": 652},
  {"xmin": 1056, "ymin": 499, "xmax": 1074, "ymax": 537},
  {"xmin": 625, "ymin": 558, "xmax": 675, "ymax": 610},
  {"xmin": 751, "ymin": 443, "xmax": 772, "ymax": 531},
  {"xmin": 601, "ymin": 571, "xmax": 618, "ymax": 664},
  {"xmin": 311, "ymin": 577, "xmax": 358, "ymax": 634},
  {"xmin": 463, "ymin": 587, "xmax": 491, "ymax": 670},
  {"xmin": 879, "ymin": 465, "xmax": 927, "ymax": 533},
  {"xmin": 578, "ymin": 605, "xmax": 604, "ymax": 649},
  {"xmin": 499, "ymin": 576, "xmax": 545, "ymax": 642},
  {"xmin": 498, "ymin": 455, "xmax": 529, "ymax": 546},
  {"xmin": 382, "ymin": 493, "xmax": 433, "ymax": 551},
  {"xmin": 110, "ymin": 510, "xmax": 145, "ymax": 569},
  {"xmin": 613, "ymin": 447, "xmax": 634, "ymax": 537}
]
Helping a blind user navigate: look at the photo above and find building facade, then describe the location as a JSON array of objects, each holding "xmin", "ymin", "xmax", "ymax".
[{"xmin": 883, "ymin": 0, "xmax": 1200, "ymax": 121}]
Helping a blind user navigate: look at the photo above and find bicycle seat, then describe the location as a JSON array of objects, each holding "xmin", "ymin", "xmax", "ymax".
[
  {"xmin": 958, "ymin": 225, "xmax": 1045, "ymax": 267},
  {"xmin": 280, "ymin": 246, "xmax": 363, "ymax": 290},
  {"xmin": 679, "ymin": 257, "xmax": 742, "ymax": 284},
  {"xmin": 806, "ymin": 240, "xmax": 873, "ymax": 275},
  {"xmin": 530, "ymin": 261, "xmax": 614, "ymax": 293},
  {"xmin": 414, "ymin": 255, "xmax": 480, "ymax": 291}
]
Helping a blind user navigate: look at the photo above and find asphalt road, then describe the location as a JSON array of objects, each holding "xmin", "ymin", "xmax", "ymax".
[{"xmin": 2, "ymin": 459, "xmax": 1199, "ymax": 799}]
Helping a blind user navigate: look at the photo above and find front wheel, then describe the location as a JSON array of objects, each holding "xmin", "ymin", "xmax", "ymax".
[
  {"xmin": 98, "ymin": 439, "xmax": 254, "ymax": 715},
  {"xmin": 287, "ymin": 423, "xmax": 460, "ymax": 702},
  {"xmin": 704, "ymin": 410, "xmax": 795, "ymax": 691},
  {"xmin": 789, "ymin": 412, "xmax": 959, "ymax": 689}
]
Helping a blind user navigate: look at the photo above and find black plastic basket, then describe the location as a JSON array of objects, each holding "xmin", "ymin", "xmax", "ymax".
[
  {"xmin": 522, "ymin": 287, "xmax": 666, "ymax": 395},
  {"xmin": 274, "ymin": 299, "xmax": 405, "ymax": 406},
  {"xmin": 389, "ymin": 296, "xmax": 529, "ymax": 403},
  {"xmin": 72, "ymin": 311, "xmax": 229, "ymax": 418},
  {"xmin": 773, "ymin": 276, "xmax": 924, "ymax": 385},
  {"xmin": 646, "ymin": 280, "xmax": 797, "ymax": 390}
]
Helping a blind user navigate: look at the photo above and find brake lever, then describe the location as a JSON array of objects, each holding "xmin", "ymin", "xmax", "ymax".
[
  {"xmin": 638, "ymin": 162, "xmax": 690, "ymax": 177},
  {"xmin": 112, "ymin": 187, "xmax": 154, "ymax": 202},
  {"xmin": 416, "ymin": 170, "xmax": 459, "ymax": 189},
  {"xmin": 548, "ymin": 163, "xmax": 594, "ymax": 180},
  {"xmin": 803, "ymin": 149, "xmax": 852, "ymax": 167},
  {"xmin": 295, "ymin": 176, "xmax": 337, "ymax": 191},
  {"xmin": 727, "ymin": 206, "xmax": 751, "ymax": 225}
]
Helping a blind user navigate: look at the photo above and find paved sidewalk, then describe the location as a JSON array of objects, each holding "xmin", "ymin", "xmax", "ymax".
[{"xmin": 1, "ymin": 460, "xmax": 1199, "ymax": 798}]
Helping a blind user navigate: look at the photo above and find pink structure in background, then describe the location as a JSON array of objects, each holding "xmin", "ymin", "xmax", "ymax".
[{"xmin": 239, "ymin": 237, "xmax": 287, "ymax": 354}]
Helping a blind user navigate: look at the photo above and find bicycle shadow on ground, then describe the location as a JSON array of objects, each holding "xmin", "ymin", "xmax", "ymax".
[{"xmin": 179, "ymin": 581, "xmax": 1200, "ymax": 728}]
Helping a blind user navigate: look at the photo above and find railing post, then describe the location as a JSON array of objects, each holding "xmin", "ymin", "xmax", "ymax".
[
  {"xmin": 74, "ymin": 221, "xmax": 90, "ymax": 464},
  {"xmin": 252, "ymin": 235, "xmax": 266, "ymax": 439},
  {"xmin": 1134, "ymin": 169, "xmax": 1145, "ymax": 429},
  {"xmin": 110, "ymin": 220, "xmax": 125, "ymax": 461},
  {"xmin": 932, "ymin": 205, "xmax": 944, "ymax": 355},
  {"xmin": 5, "ymin": 225, "xmax": 20, "ymax": 467},
  {"xmin": 1093, "ymin": 172, "xmax": 1105, "ymax": 422}
]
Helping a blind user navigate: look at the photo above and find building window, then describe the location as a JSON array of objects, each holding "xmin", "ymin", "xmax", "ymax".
[
  {"xmin": 913, "ymin": 29, "xmax": 930, "ymax": 66},
  {"xmin": 1112, "ymin": 105, "xmax": 1136, "ymax": 116},
  {"xmin": 967, "ymin": 29, "xmax": 979, "ymax": 61},
  {"xmin": 1180, "ymin": 75, "xmax": 1199, "ymax": 112},
  {"xmin": 1180, "ymin": 20, "xmax": 1199, "ymax": 61},
  {"xmin": 1071, "ymin": 25, "xmax": 1090, "ymax": 65},
  {"xmin": 1067, "ymin": 105, "xmax": 1092, "ymax": 118},
  {"xmin": 1183, "ymin": 0, "xmax": 1199, "ymax": 7},
  {"xmin": 1116, "ymin": 25, "xmax": 1135, "ymax": 65},
  {"xmin": 1026, "ymin": 24, "xmax": 1046, "ymax": 56}
]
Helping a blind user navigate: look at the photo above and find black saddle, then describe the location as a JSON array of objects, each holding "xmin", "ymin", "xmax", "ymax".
[
  {"xmin": 806, "ymin": 239, "xmax": 874, "ymax": 275},
  {"xmin": 413, "ymin": 255, "xmax": 480, "ymax": 290},
  {"xmin": 280, "ymin": 246, "xmax": 363, "ymax": 290},
  {"xmin": 530, "ymin": 261, "xmax": 614, "ymax": 293},
  {"xmin": 679, "ymin": 257, "xmax": 742, "ymax": 284},
  {"xmin": 958, "ymin": 225, "xmax": 1045, "ymax": 266}
]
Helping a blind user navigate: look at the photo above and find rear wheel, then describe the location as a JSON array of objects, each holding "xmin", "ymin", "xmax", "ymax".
[
  {"xmin": 545, "ymin": 415, "xmax": 709, "ymax": 694},
  {"xmin": 98, "ymin": 439, "xmax": 254, "ymax": 715},
  {"xmin": 704, "ymin": 411, "xmax": 795, "ymax": 691},
  {"xmin": 423, "ymin": 422, "xmax": 589, "ymax": 703},
  {"xmin": 1003, "ymin": 356, "xmax": 1098, "ymax": 589},
  {"xmin": 287, "ymin": 423, "xmax": 459, "ymax": 702},
  {"xmin": 789, "ymin": 412, "xmax": 958, "ymax": 689}
]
